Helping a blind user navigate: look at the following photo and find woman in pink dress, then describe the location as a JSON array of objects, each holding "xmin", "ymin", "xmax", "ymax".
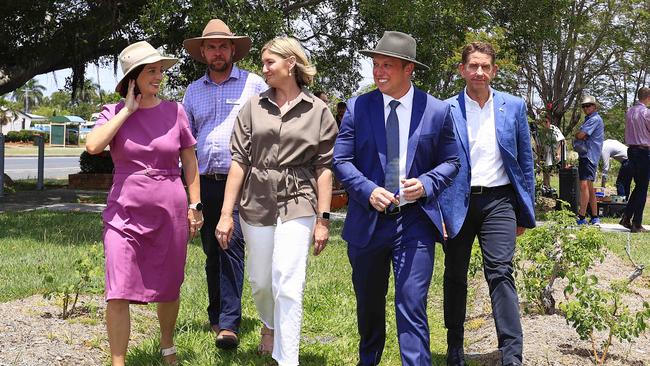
[{"xmin": 86, "ymin": 41, "xmax": 202, "ymax": 366}]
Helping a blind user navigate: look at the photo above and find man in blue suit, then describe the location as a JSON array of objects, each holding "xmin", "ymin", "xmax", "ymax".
[
  {"xmin": 333, "ymin": 31, "xmax": 459, "ymax": 366},
  {"xmin": 439, "ymin": 42, "xmax": 535, "ymax": 366}
]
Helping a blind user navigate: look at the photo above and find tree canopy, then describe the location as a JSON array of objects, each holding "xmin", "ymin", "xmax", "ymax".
[{"xmin": 1, "ymin": 0, "xmax": 648, "ymax": 131}]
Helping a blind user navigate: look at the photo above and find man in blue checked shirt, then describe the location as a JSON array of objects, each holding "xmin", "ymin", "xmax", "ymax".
[
  {"xmin": 574, "ymin": 95, "xmax": 604, "ymax": 226},
  {"xmin": 182, "ymin": 19, "xmax": 267, "ymax": 350}
]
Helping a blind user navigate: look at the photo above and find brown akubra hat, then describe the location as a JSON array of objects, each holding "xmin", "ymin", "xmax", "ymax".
[{"xmin": 183, "ymin": 19, "xmax": 252, "ymax": 64}]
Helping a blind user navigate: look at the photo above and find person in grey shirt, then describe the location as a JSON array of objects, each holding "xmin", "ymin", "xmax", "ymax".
[{"xmin": 600, "ymin": 139, "xmax": 632, "ymax": 198}]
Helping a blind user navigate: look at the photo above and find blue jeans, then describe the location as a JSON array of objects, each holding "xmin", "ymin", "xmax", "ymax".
[
  {"xmin": 199, "ymin": 176, "xmax": 245, "ymax": 332},
  {"xmin": 623, "ymin": 147, "xmax": 650, "ymax": 226}
]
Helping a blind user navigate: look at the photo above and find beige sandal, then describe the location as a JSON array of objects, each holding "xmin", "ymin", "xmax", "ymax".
[
  {"xmin": 257, "ymin": 325, "xmax": 274, "ymax": 356},
  {"xmin": 161, "ymin": 346, "xmax": 178, "ymax": 365}
]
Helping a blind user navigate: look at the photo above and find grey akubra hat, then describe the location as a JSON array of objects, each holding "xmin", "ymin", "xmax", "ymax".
[{"xmin": 360, "ymin": 31, "xmax": 429, "ymax": 70}]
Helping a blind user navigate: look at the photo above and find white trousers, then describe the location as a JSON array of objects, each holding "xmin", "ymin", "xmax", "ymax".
[{"xmin": 241, "ymin": 215, "xmax": 315, "ymax": 366}]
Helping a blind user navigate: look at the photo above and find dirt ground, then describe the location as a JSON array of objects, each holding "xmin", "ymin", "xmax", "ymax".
[
  {"xmin": 0, "ymin": 295, "xmax": 155, "ymax": 366},
  {"xmin": 465, "ymin": 250, "xmax": 650, "ymax": 366},
  {"xmin": 0, "ymin": 252, "xmax": 648, "ymax": 365}
]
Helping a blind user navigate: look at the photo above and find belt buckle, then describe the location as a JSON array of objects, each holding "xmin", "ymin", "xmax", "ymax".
[
  {"xmin": 472, "ymin": 186, "xmax": 483, "ymax": 195},
  {"xmin": 383, "ymin": 205, "xmax": 401, "ymax": 215}
]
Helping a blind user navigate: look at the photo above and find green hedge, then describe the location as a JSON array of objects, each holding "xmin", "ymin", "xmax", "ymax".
[
  {"xmin": 4, "ymin": 130, "xmax": 49, "ymax": 143},
  {"xmin": 79, "ymin": 150, "xmax": 114, "ymax": 174}
]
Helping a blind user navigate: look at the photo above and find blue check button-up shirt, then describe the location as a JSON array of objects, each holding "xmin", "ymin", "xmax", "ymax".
[{"xmin": 183, "ymin": 65, "xmax": 267, "ymax": 175}]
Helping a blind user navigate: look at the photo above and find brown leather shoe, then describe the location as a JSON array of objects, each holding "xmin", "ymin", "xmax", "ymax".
[
  {"xmin": 630, "ymin": 224, "xmax": 648, "ymax": 233},
  {"xmin": 216, "ymin": 329, "xmax": 239, "ymax": 349}
]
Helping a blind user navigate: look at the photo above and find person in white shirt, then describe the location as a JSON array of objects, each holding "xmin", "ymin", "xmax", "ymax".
[
  {"xmin": 600, "ymin": 139, "xmax": 632, "ymax": 198},
  {"xmin": 439, "ymin": 41, "xmax": 535, "ymax": 366}
]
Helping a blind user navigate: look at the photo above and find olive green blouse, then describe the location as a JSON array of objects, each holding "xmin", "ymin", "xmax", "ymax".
[{"xmin": 230, "ymin": 88, "xmax": 338, "ymax": 226}]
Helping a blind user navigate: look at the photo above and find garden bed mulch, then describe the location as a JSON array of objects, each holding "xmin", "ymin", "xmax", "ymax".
[
  {"xmin": 465, "ymin": 249, "xmax": 650, "ymax": 366},
  {"xmin": 0, "ymin": 295, "xmax": 155, "ymax": 366}
]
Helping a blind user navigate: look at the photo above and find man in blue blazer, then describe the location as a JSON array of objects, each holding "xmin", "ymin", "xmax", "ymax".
[
  {"xmin": 439, "ymin": 42, "xmax": 535, "ymax": 366},
  {"xmin": 333, "ymin": 31, "xmax": 459, "ymax": 366}
]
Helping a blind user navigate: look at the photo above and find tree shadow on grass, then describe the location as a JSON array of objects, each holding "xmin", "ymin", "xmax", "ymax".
[{"xmin": 0, "ymin": 210, "xmax": 103, "ymax": 246}]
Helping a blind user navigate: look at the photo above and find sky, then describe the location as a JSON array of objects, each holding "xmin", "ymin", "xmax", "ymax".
[{"xmin": 35, "ymin": 64, "xmax": 121, "ymax": 97}]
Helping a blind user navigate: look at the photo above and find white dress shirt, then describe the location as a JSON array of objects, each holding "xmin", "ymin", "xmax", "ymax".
[
  {"xmin": 382, "ymin": 84, "xmax": 414, "ymax": 204},
  {"xmin": 464, "ymin": 88, "xmax": 511, "ymax": 187}
]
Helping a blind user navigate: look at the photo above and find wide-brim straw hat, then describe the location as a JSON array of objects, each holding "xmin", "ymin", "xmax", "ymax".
[
  {"xmin": 183, "ymin": 19, "xmax": 252, "ymax": 64},
  {"xmin": 114, "ymin": 41, "xmax": 178, "ymax": 93},
  {"xmin": 581, "ymin": 95, "xmax": 599, "ymax": 107},
  {"xmin": 360, "ymin": 31, "xmax": 429, "ymax": 70}
]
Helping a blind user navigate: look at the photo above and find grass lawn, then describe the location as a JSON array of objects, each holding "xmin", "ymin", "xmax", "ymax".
[
  {"xmin": 0, "ymin": 211, "xmax": 453, "ymax": 365},
  {"xmin": 3, "ymin": 143, "xmax": 85, "ymax": 156}
]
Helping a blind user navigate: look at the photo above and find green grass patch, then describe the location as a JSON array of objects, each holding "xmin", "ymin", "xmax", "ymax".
[
  {"xmin": 0, "ymin": 211, "xmax": 104, "ymax": 302},
  {"xmin": 9, "ymin": 178, "xmax": 69, "ymax": 191},
  {"xmin": 4, "ymin": 144, "xmax": 86, "ymax": 157},
  {"xmin": 0, "ymin": 212, "xmax": 453, "ymax": 365},
  {"xmin": 603, "ymin": 232, "xmax": 650, "ymax": 278}
]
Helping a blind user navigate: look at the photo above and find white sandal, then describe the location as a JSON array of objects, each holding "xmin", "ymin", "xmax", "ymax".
[{"xmin": 161, "ymin": 346, "xmax": 178, "ymax": 365}]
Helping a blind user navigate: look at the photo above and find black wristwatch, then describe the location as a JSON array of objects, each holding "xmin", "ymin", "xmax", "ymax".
[
  {"xmin": 317, "ymin": 212, "xmax": 331, "ymax": 220},
  {"xmin": 189, "ymin": 202, "xmax": 203, "ymax": 211}
]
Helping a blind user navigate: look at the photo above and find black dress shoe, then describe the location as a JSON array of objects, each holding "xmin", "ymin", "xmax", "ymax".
[
  {"xmin": 619, "ymin": 214, "xmax": 632, "ymax": 229},
  {"xmin": 446, "ymin": 346, "xmax": 465, "ymax": 366},
  {"xmin": 631, "ymin": 224, "xmax": 648, "ymax": 233}
]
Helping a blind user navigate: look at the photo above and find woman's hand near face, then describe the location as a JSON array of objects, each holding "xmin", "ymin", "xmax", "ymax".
[
  {"xmin": 124, "ymin": 79, "xmax": 142, "ymax": 114},
  {"xmin": 313, "ymin": 218, "xmax": 329, "ymax": 255}
]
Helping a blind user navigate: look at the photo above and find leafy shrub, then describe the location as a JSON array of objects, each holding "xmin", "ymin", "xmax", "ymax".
[
  {"xmin": 562, "ymin": 276, "xmax": 650, "ymax": 365},
  {"xmin": 79, "ymin": 150, "xmax": 113, "ymax": 173},
  {"xmin": 40, "ymin": 243, "xmax": 103, "ymax": 319},
  {"xmin": 515, "ymin": 209, "xmax": 605, "ymax": 314},
  {"xmin": 4, "ymin": 130, "xmax": 48, "ymax": 143}
]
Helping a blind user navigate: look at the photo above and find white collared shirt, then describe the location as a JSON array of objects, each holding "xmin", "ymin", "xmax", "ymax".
[
  {"xmin": 464, "ymin": 88, "xmax": 510, "ymax": 187},
  {"xmin": 382, "ymin": 84, "xmax": 414, "ymax": 204}
]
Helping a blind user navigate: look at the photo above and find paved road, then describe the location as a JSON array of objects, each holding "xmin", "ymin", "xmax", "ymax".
[{"xmin": 2, "ymin": 156, "xmax": 80, "ymax": 180}]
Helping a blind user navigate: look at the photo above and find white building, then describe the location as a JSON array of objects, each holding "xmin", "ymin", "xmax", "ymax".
[{"xmin": 1, "ymin": 110, "xmax": 47, "ymax": 134}]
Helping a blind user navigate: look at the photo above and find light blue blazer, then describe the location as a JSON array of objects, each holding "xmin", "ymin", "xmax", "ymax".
[{"xmin": 439, "ymin": 90, "xmax": 536, "ymax": 240}]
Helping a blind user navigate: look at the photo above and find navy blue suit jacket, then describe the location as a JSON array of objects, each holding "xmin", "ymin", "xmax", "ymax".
[
  {"xmin": 439, "ymin": 90, "xmax": 536, "ymax": 240},
  {"xmin": 333, "ymin": 87, "xmax": 460, "ymax": 247}
]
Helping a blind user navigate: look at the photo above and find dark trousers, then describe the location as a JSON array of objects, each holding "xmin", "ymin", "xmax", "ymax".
[
  {"xmin": 624, "ymin": 147, "xmax": 650, "ymax": 226},
  {"xmin": 199, "ymin": 176, "xmax": 245, "ymax": 332},
  {"xmin": 615, "ymin": 159, "xmax": 633, "ymax": 199},
  {"xmin": 443, "ymin": 187, "xmax": 523, "ymax": 365},
  {"xmin": 348, "ymin": 205, "xmax": 436, "ymax": 366}
]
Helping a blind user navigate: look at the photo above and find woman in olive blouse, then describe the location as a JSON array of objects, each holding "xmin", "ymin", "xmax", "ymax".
[{"xmin": 216, "ymin": 37, "xmax": 337, "ymax": 366}]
